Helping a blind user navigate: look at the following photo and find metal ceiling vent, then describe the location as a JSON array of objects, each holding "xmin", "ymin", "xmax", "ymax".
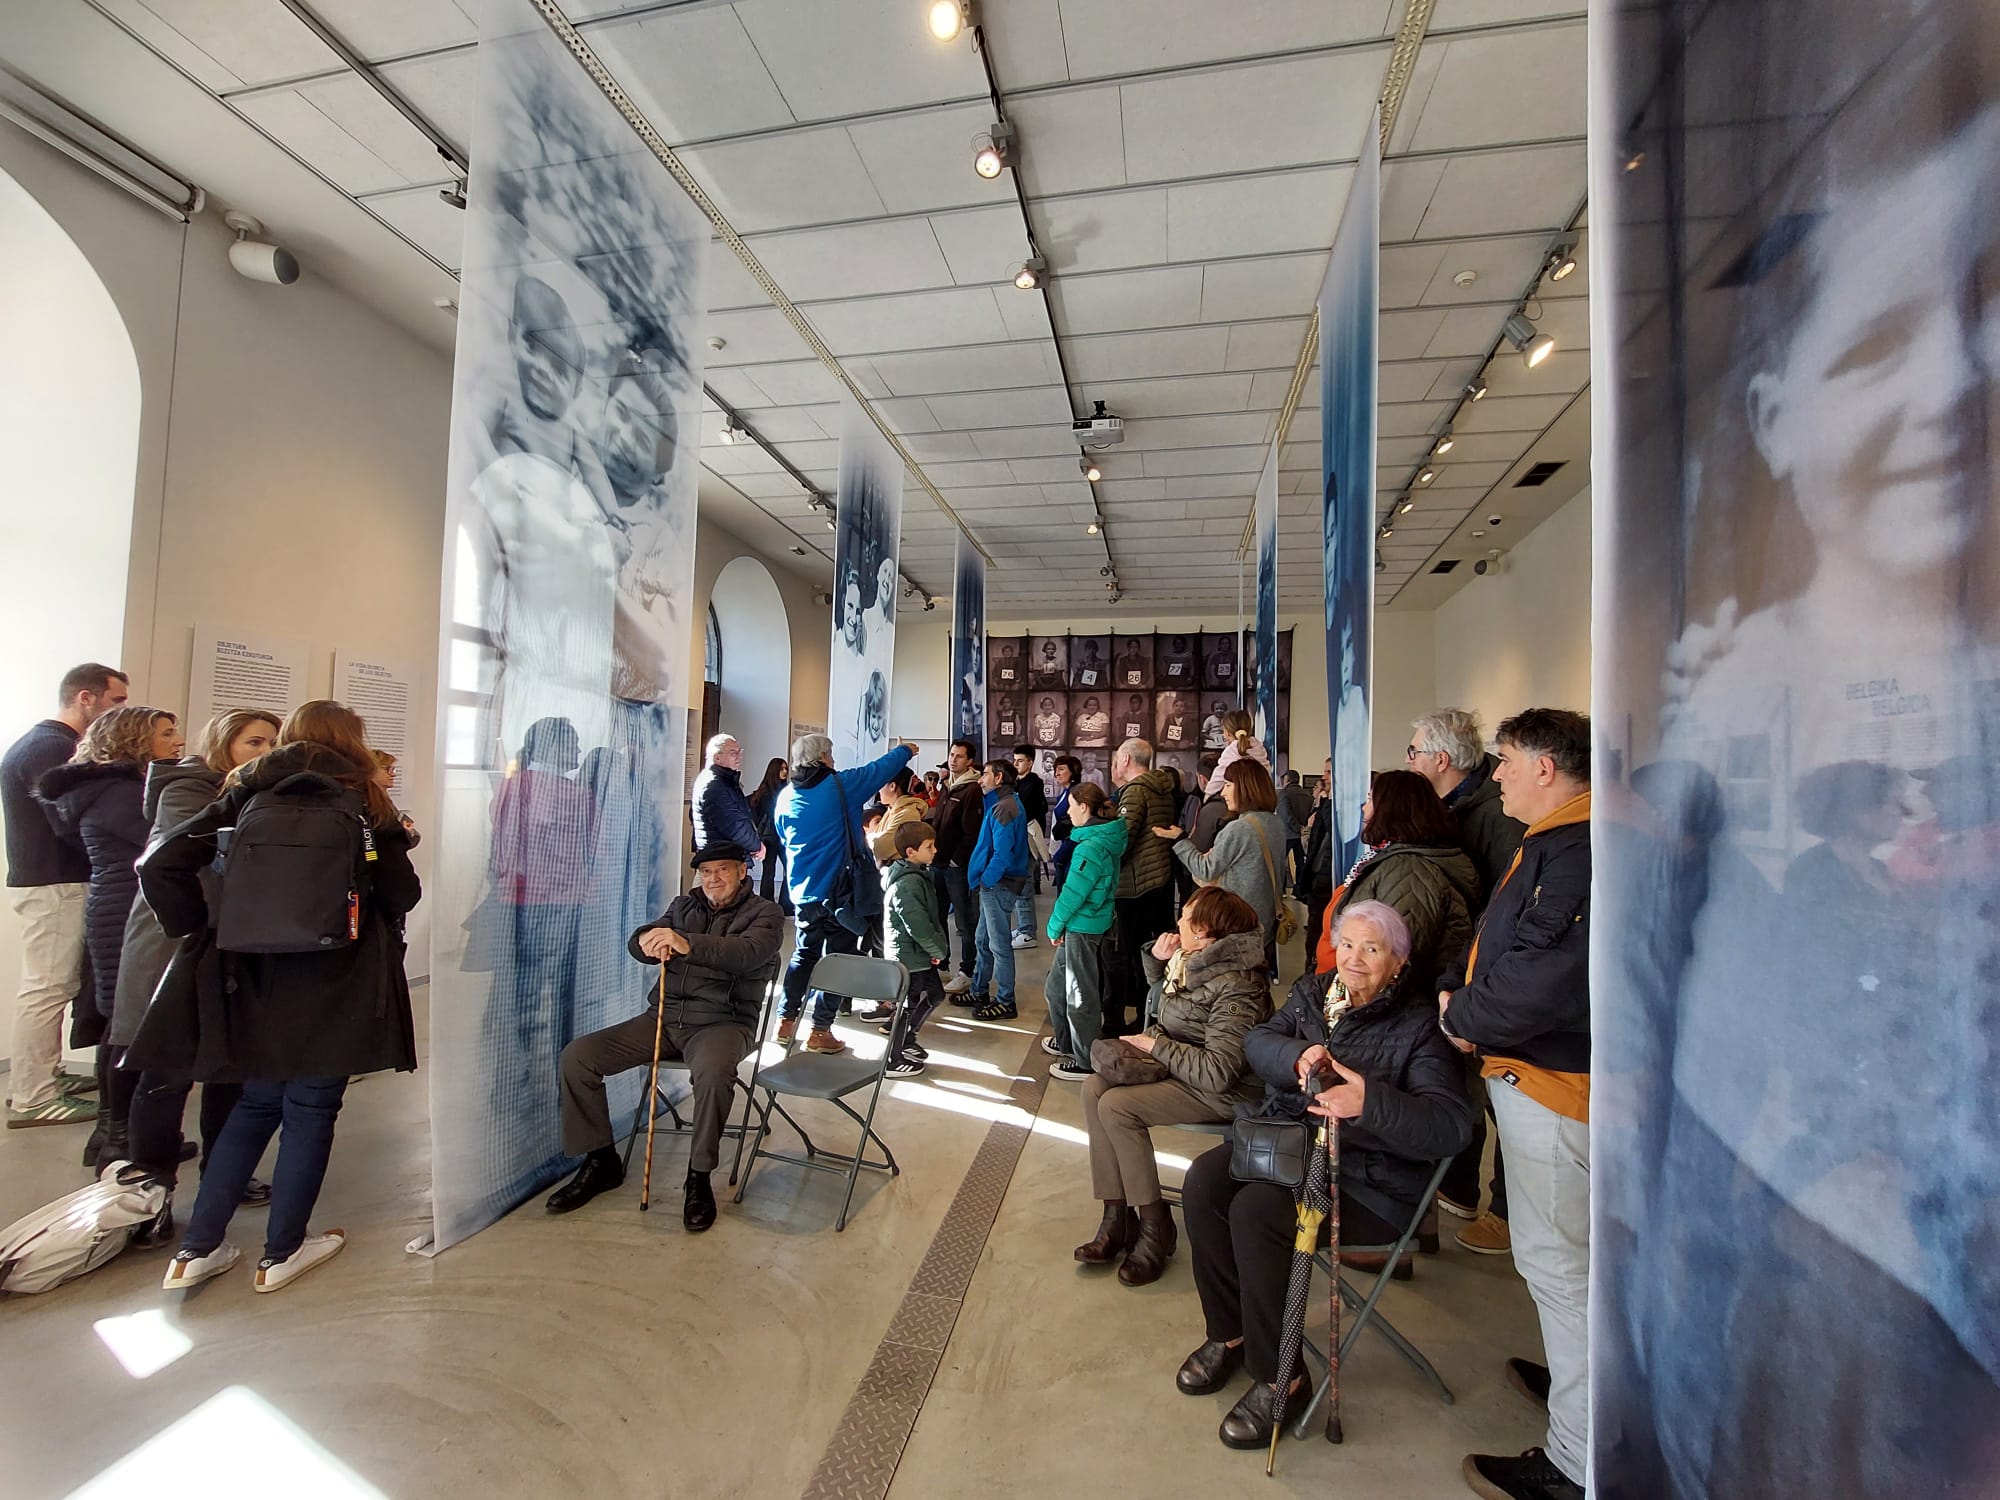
[
  {"xmin": 1514, "ymin": 460, "xmax": 1568, "ymax": 488},
  {"xmin": 1430, "ymin": 559, "xmax": 1460, "ymax": 574}
]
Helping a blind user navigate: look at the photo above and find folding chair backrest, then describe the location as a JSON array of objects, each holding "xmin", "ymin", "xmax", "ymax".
[{"xmin": 809, "ymin": 951, "xmax": 909, "ymax": 1007}]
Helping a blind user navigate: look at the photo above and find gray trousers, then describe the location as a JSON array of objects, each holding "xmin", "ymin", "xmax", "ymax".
[
  {"xmin": 559, "ymin": 1011, "xmax": 751, "ymax": 1174},
  {"xmin": 1079, "ymin": 1072, "xmax": 1230, "ymax": 1207},
  {"xmin": 1043, "ymin": 929, "xmax": 1108, "ymax": 1069}
]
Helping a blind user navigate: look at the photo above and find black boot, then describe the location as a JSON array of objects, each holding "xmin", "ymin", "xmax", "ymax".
[
  {"xmin": 1177, "ymin": 1339, "xmax": 1245, "ymax": 1395},
  {"xmin": 1117, "ymin": 1201, "xmax": 1177, "ymax": 1286},
  {"xmin": 1073, "ymin": 1200, "xmax": 1136, "ymax": 1264},
  {"xmin": 545, "ymin": 1147, "xmax": 624, "ymax": 1214},
  {"xmin": 683, "ymin": 1170, "xmax": 717, "ymax": 1233}
]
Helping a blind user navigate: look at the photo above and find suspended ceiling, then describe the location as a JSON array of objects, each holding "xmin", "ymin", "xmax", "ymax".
[{"xmin": 19, "ymin": 0, "xmax": 1591, "ymax": 616}]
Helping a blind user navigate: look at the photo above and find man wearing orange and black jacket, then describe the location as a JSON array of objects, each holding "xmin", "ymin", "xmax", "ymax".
[{"xmin": 1438, "ymin": 708, "xmax": 1591, "ymax": 1500}]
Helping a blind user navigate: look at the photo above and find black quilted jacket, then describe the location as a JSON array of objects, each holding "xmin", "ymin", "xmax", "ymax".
[{"xmin": 37, "ymin": 759, "xmax": 150, "ymax": 1017}]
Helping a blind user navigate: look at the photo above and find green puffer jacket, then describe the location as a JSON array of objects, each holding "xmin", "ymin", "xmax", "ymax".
[
  {"xmin": 1115, "ymin": 767, "xmax": 1179, "ymax": 898},
  {"xmin": 1139, "ymin": 929, "xmax": 1273, "ymax": 1114},
  {"xmin": 884, "ymin": 858, "xmax": 948, "ymax": 973},
  {"xmin": 1047, "ymin": 814, "xmax": 1127, "ymax": 939},
  {"xmin": 1331, "ymin": 843, "xmax": 1482, "ymax": 986}
]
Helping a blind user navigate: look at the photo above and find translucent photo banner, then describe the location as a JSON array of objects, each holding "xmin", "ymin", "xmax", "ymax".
[
  {"xmin": 951, "ymin": 533, "xmax": 985, "ymax": 758},
  {"xmin": 1253, "ymin": 448, "xmax": 1280, "ymax": 759},
  {"xmin": 426, "ymin": 0, "xmax": 708, "ymax": 1251},
  {"xmin": 1319, "ymin": 110, "xmax": 1379, "ymax": 879},
  {"xmin": 1591, "ymin": 2, "xmax": 1999, "ymax": 1490},
  {"xmin": 829, "ymin": 399, "xmax": 904, "ymax": 768}
]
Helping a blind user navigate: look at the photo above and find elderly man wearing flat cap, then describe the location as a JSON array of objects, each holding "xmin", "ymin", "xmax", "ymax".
[{"xmin": 547, "ymin": 839, "xmax": 783, "ymax": 1230}]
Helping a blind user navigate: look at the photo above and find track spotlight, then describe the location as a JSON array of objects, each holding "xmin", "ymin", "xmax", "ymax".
[
  {"xmin": 927, "ymin": 0, "xmax": 969, "ymax": 41},
  {"xmin": 1545, "ymin": 236, "xmax": 1579, "ymax": 283},
  {"xmin": 1467, "ymin": 377, "xmax": 1488, "ymax": 401},
  {"xmin": 1108, "ymin": 589, "xmax": 1122, "ymax": 604},
  {"xmin": 1080, "ymin": 456, "xmax": 1102, "ymax": 482},
  {"xmin": 1099, "ymin": 564, "xmax": 1113, "ymax": 577},
  {"xmin": 1432, "ymin": 429, "xmax": 1455, "ymax": 456},
  {"xmin": 1086, "ymin": 520, "xmax": 1100, "ymax": 535},
  {"xmin": 924, "ymin": 595, "xmax": 938, "ymax": 612},
  {"xmin": 719, "ymin": 422, "xmax": 748, "ymax": 445},
  {"xmin": 972, "ymin": 122, "xmax": 1014, "ymax": 179},
  {"xmin": 438, "ymin": 184, "xmax": 465, "ymax": 211},
  {"xmin": 1378, "ymin": 523, "xmax": 1395, "ymax": 541},
  {"xmin": 825, "ymin": 518, "xmax": 837, "ymax": 531},
  {"xmin": 1397, "ymin": 495, "xmax": 1415, "ymax": 515},
  {"xmin": 1014, "ymin": 255, "xmax": 1047, "ymax": 290},
  {"xmin": 1417, "ymin": 466, "xmax": 1438, "ymax": 485},
  {"xmin": 1502, "ymin": 313, "xmax": 1556, "ymax": 369}
]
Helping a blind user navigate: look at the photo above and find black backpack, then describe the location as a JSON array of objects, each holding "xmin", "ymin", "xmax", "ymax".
[{"xmin": 215, "ymin": 772, "xmax": 376, "ymax": 954}]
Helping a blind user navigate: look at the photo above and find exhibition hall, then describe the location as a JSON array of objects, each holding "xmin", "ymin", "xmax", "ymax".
[{"xmin": 0, "ymin": 2, "xmax": 1993, "ymax": 1498}]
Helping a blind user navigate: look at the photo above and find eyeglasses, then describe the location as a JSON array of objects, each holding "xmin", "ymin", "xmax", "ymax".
[{"xmin": 1405, "ymin": 744, "xmax": 1423, "ymax": 760}]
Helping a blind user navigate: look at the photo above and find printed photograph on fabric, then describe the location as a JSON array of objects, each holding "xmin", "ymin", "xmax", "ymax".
[
  {"xmin": 1075, "ymin": 747, "xmax": 1109, "ymax": 791},
  {"xmin": 1200, "ymin": 695, "xmax": 1233, "ymax": 750},
  {"xmin": 829, "ymin": 404, "xmax": 901, "ymax": 769},
  {"xmin": 1114, "ymin": 691, "xmax": 1151, "ymax": 745},
  {"xmin": 951, "ymin": 539, "xmax": 985, "ymax": 760},
  {"xmin": 1155, "ymin": 691, "xmax": 1197, "ymax": 750},
  {"xmin": 1028, "ymin": 634, "xmax": 1069, "ymax": 690},
  {"xmin": 1592, "ymin": 6, "xmax": 2000, "ymax": 1495},
  {"xmin": 1112, "ymin": 635, "xmax": 1154, "ymax": 690},
  {"xmin": 1198, "ymin": 630, "xmax": 1238, "ymax": 693},
  {"xmin": 1071, "ymin": 693, "xmax": 1111, "ymax": 748},
  {"xmin": 433, "ymin": 7, "xmax": 708, "ymax": 1247},
  {"xmin": 1157, "ymin": 749, "xmax": 1199, "ymax": 787},
  {"xmin": 990, "ymin": 634, "xmax": 1026, "ymax": 693},
  {"xmin": 1030, "ymin": 692, "xmax": 1068, "ymax": 749},
  {"xmin": 988, "ymin": 690, "xmax": 1024, "ymax": 748},
  {"xmin": 1158, "ymin": 632, "xmax": 1201, "ymax": 690},
  {"xmin": 1069, "ymin": 635, "xmax": 1112, "ymax": 691}
]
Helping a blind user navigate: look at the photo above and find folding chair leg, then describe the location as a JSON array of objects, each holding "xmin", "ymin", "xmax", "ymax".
[{"xmin": 732, "ymin": 1094, "xmax": 773, "ymax": 1206}]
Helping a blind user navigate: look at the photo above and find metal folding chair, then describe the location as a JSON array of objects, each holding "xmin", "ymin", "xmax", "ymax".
[
  {"xmin": 1158, "ymin": 1119, "xmax": 1233, "ymax": 1210},
  {"xmin": 731, "ymin": 953, "xmax": 909, "ymax": 1231},
  {"xmin": 620, "ymin": 957, "xmax": 781, "ymax": 1188},
  {"xmin": 1294, "ymin": 1156, "xmax": 1455, "ymax": 1439}
]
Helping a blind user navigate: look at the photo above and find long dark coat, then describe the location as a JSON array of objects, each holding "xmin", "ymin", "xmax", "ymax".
[{"xmin": 36, "ymin": 759, "xmax": 149, "ymax": 1018}]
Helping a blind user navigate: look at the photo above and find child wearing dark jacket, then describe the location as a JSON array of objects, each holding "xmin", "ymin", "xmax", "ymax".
[{"xmin": 882, "ymin": 821, "xmax": 950, "ymax": 1076}]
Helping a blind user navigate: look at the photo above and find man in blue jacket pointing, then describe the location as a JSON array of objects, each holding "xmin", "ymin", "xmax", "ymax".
[
  {"xmin": 963, "ymin": 758, "xmax": 1030, "ymax": 1021},
  {"xmin": 773, "ymin": 731, "xmax": 917, "ymax": 1054}
]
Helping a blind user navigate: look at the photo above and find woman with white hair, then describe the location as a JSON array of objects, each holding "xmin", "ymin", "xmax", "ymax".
[{"xmin": 1175, "ymin": 900, "xmax": 1474, "ymax": 1452}]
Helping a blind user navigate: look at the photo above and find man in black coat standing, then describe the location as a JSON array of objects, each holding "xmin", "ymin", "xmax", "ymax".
[
  {"xmin": 1009, "ymin": 746, "xmax": 1048, "ymax": 947},
  {"xmin": 931, "ymin": 738, "xmax": 984, "ymax": 992},
  {"xmin": 691, "ymin": 734, "xmax": 765, "ymax": 862},
  {"xmin": 548, "ymin": 842, "xmax": 782, "ymax": 1230}
]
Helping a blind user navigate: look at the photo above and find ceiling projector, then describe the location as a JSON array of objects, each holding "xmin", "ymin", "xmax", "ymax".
[{"xmin": 1074, "ymin": 399, "xmax": 1124, "ymax": 449}]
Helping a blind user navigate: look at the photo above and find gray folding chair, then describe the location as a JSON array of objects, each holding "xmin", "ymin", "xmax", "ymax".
[
  {"xmin": 1158, "ymin": 1119, "xmax": 1232, "ymax": 1210},
  {"xmin": 1294, "ymin": 1156, "xmax": 1455, "ymax": 1439},
  {"xmin": 731, "ymin": 953, "xmax": 909, "ymax": 1231},
  {"xmin": 621, "ymin": 957, "xmax": 781, "ymax": 1188}
]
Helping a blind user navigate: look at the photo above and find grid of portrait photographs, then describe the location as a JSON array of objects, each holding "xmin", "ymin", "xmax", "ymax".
[{"xmin": 989, "ymin": 630, "xmax": 1293, "ymax": 791}]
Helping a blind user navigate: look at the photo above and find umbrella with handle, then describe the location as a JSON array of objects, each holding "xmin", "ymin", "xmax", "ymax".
[{"xmin": 1266, "ymin": 1110, "xmax": 1338, "ymax": 1474}]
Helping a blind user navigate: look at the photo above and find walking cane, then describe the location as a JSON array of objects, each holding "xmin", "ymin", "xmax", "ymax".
[
  {"xmin": 638, "ymin": 966, "xmax": 668, "ymax": 1212},
  {"xmin": 1323, "ymin": 1115, "xmax": 1343, "ymax": 1445}
]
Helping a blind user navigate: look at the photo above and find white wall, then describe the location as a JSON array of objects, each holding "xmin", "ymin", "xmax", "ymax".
[{"xmin": 1430, "ymin": 487, "xmax": 1593, "ymax": 734}]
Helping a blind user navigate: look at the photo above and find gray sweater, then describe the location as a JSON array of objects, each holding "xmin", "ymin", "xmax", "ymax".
[{"xmin": 1172, "ymin": 809, "xmax": 1284, "ymax": 935}]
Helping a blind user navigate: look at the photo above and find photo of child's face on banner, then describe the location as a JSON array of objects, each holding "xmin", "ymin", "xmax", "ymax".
[
  {"xmin": 1031, "ymin": 692, "xmax": 1068, "ymax": 748},
  {"xmin": 1113, "ymin": 636, "xmax": 1154, "ymax": 690},
  {"xmin": 988, "ymin": 691, "xmax": 1022, "ymax": 745},
  {"xmin": 1116, "ymin": 692, "xmax": 1150, "ymax": 744},
  {"xmin": 1071, "ymin": 693, "xmax": 1110, "ymax": 748},
  {"xmin": 1157, "ymin": 633, "xmax": 1198, "ymax": 689},
  {"xmin": 1155, "ymin": 691, "xmax": 1196, "ymax": 749},
  {"xmin": 1069, "ymin": 634, "xmax": 1111, "ymax": 691},
  {"xmin": 1200, "ymin": 631, "xmax": 1238, "ymax": 693},
  {"xmin": 990, "ymin": 635, "xmax": 1025, "ymax": 691},
  {"xmin": 1028, "ymin": 634, "xmax": 1069, "ymax": 689}
]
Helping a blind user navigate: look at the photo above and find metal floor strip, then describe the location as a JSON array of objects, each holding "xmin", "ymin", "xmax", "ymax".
[{"xmin": 799, "ymin": 1034, "xmax": 1052, "ymax": 1500}]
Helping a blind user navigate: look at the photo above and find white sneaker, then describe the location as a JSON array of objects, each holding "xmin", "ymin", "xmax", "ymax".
[
  {"xmin": 1010, "ymin": 933, "xmax": 1037, "ymax": 949},
  {"xmin": 163, "ymin": 1242, "xmax": 240, "ymax": 1290},
  {"xmin": 253, "ymin": 1229, "xmax": 346, "ymax": 1293},
  {"xmin": 1040, "ymin": 1036, "xmax": 1065, "ymax": 1057},
  {"xmin": 941, "ymin": 970, "xmax": 972, "ymax": 994}
]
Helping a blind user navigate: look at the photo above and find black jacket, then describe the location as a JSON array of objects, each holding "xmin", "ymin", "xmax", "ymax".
[
  {"xmin": 1447, "ymin": 755, "xmax": 1527, "ymax": 907},
  {"xmin": 128, "ymin": 743, "xmax": 422, "ymax": 1082},
  {"xmin": 692, "ymin": 763, "xmax": 761, "ymax": 854},
  {"xmin": 933, "ymin": 773, "xmax": 984, "ymax": 867},
  {"xmin": 1191, "ymin": 791, "xmax": 1234, "ymax": 855},
  {"xmin": 1303, "ymin": 799, "xmax": 1334, "ymax": 895},
  {"xmin": 1015, "ymin": 771, "xmax": 1048, "ymax": 828},
  {"xmin": 3, "ymin": 720, "xmax": 87, "ymax": 886},
  {"xmin": 1243, "ymin": 971, "xmax": 1474, "ymax": 1227},
  {"xmin": 110, "ymin": 758, "xmax": 224, "ymax": 1047},
  {"xmin": 1442, "ymin": 816, "xmax": 1590, "ymax": 1075},
  {"xmin": 37, "ymin": 759, "xmax": 150, "ymax": 1017},
  {"xmin": 627, "ymin": 885, "xmax": 784, "ymax": 1030}
]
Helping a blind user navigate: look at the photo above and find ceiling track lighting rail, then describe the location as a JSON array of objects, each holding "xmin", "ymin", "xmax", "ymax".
[
  {"xmin": 526, "ymin": 0, "xmax": 993, "ymax": 576},
  {"xmin": 277, "ymin": 0, "xmax": 467, "ymax": 178}
]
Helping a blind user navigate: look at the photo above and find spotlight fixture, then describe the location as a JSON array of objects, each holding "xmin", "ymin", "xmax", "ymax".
[
  {"xmin": 1108, "ymin": 589, "xmax": 1123, "ymax": 604},
  {"xmin": 924, "ymin": 595, "xmax": 938, "ymax": 612},
  {"xmin": 1417, "ymin": 466, "xmax": 1438, "ymax": 485},
  {"xmin": 1397, "ymin": 495, "xmax": 1415, "ymax": 515},
  {"xmin": 789, "ymin": 545, "xmax": 808, "ymax": 556},
  {"xmin": 1079, "ymin": 456, "xmax": 1102, "ymax": 482},
  {"xmin": 1014, "ymin": 255, "xmax": 1047, "ymax": 290},
  {"xmin": 1099, "ymin": 564, "xmax": 1113, "ymax": 577},
  {"xmin": 1623, "ymin": 150, "xmax": 1645, "ymax": 173},
  {"xmin": 1432, "ymin": 429, "xmax": 1455, "ymax": 456},
  {"xmin": 1378, "ymin": 523, "xmax": 1395, "ymax": 541},
  {"xmin": 927, "ymin": 0, "xmax": 969, "ymax": 41},
  {"xmin": 1545, "ymin": 236, "xmax": 1579, "ymax": 283},
  {"xmin": 1502, "ymin": 312, "xmax": 1556, "ymax": 369},
  {"xmin": 1467, "ymin": 377, "xmax": 1488, "ymax": 402},
  {"xmin": 438, "ymin": 184, "xmax": 465, "ymax": 211},
  {"xmin": 1086, "ymin": 520, "xmax": 1100, "ymax": 535},
  {"xmin": 972, "ymin": 122, "xmax": 1014, "ymax": 179},
  {"xmin": 825, "ymin": 518, "xmax": 837, "ymax": 532},
  {"xmin": 719, "ymin": 421, "xmax": 748, "ymax": 445}
]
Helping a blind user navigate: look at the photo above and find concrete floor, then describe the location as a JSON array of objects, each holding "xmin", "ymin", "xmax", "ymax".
[{"xmin": 0, "ymin": 930, "xmax": 1546, "ymax": 1499}]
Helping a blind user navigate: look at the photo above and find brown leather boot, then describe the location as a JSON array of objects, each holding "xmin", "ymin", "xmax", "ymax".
[
  {"xmin": 1074, "ymin": 1201, "xmax": 1136, "ymax": 1264},
  {"xmin": 1118, "ymin": 1202, "xmax": 1177, "ymax": 1286}
]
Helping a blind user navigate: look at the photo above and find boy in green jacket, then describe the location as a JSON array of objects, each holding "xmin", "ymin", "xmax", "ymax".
[
  {"xmin": 1043, "ymin": 783, "xmax": 1128, "ymax": 1079},
  {"xmin": 882, "ymin": 821, "xmax": 949, "ymax": 1077}
]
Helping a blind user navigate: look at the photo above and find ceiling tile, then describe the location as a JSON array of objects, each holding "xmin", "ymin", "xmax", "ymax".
[
  {"xmin": 846, "ymin": 103, "xmax": 1021, "ymax": 215},
  {"xmin": 1166, "ymin": 166, "xmax": 1349, "ymax": 263},
  {"xmin": 131, "ymin": 0, "xmax": 339, "ymax": 88},
  {"xmin": 927, "ymin": 460, "xmax": 1030, "ymax": 488},
  {"xmin": 1118, "ymin": 49, "xmax": 1388, "ymax": 182},
  {"xmin": 805, "ymin": 286, "xmax": 1011, "ymax": 355},
  {"xmin": 1428, "ymin": 0, "xmax": 1588, "ymax": 23},
  {"xmin": 1036, "ymin": 189, "xmax": 1170, "ymax": 275},
  {"xmin": 969, "ymin": 427, "xmax": 1079, "ymax": 460},
  {"xmin": 1066, "ymin": 326, "xmax": 1231, "ymax": 384},
  {"xmin": 588, "ymin": 7, "xmax": 798, "ymax": 141},
  {"xmin": 746, "ymin": 219, "xmax": 955, "ymax": 301},
  {"xmin": 1199, "ymin": 254, "xmax": 1325, "ymax": 323},
  {"xmin": 233, "ymin": 87, "xmax": 410, "ymax": 194},
  {"xmin": 378, "ymin": 50, "xmax": 477, "ymax": 158},
  {"xmin": 1425, "ymin": 304, "xmax": 1509, "ymax": 358},
  {"xmin": 1081, "ymin": 373, "xmax": 1254, "ymax": 419},
  {"xmin": 731, "ymin": 0, "xmax": 988, "ymax": 122},
  {"xmin": 702, "ymin": 306, "xmax": 811, "ymax": 367},
  {"xmin": 1224, "ymin": 318, "xmax": 1312, "ymax": 371},
  {"xmin": 742, "ymin": 361, "xmax": 848, "ymax": 406},
  {"xmin": 1412, "ymin": 143, "xmax": 1587, "ymax": 239},
  {"xmin": 1453, "ymin": 392, "xmax": 1571, "ymax": 433},
  {"xmin": 927, "ymin": 205, "xmax": 1035, "ymax": 286},
  {"xmin": 1405, "ymin": 24, "xmax": 1587, "ymax": 153},
  {"xmin": 975, "ymin": 0, "xmax": 1071, "ymax": 86},
  {"xmin": 1048, "ymin": 266, "xmax": 1204, "ymax": 335},
  {"xmin": 1007, "ymin": 86, "xmax": 1128, "ymax": 196},
  {"xmin": 924, "ymin": 385, "xmax": 1072, "ymax": 429},
  {"xmin": 1058, "ymin": 0, "xmax": 1396, "ymax": 77},
  {"xmin": 1123, "ymin": 412, "xmax": 1277, "ymax": 449},
  {"xmin": 1143, "ymin": 447, "xmax": 1265, "ymax": 477},
  {"xmin": 676, "ymin": 126, "xmax": 886, "ymax": 233},
  {"xmin": 704, "ymin": 251, "xmax": 771, "ymax": 312},
  {"xmin": 1380, "ymin": 308, "xmax": 1448, "ymax": 361},
  {"xmin": 1379, "ymin": 157, "xmax": 1449, "ymax": 241},
  {"xmin": 995, "ymin": 287, "xmax": 1056, "ymax": 342},
  {"xmin": 868, "ymin": 343, "xmax": 1058, "ymax": 396},
  {"xmin": 362, "ymin": 184, "xmax": 467, "ymax": 270}
]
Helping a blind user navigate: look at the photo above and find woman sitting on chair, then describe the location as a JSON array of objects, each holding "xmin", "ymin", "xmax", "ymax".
[
  {"xmin": 1177, "ymin": 901, "xmax": 1473, "ymax": 1451},
  {"xmin": 1074, "ymin": 886, "xmax": 1271, "ymax": 1288}
]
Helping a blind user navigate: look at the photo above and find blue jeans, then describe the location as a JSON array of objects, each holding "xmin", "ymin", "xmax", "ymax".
[
  {"xmin": 182, "ymin": 1077, "xmax": 348, "ymax": 1263},
  {"xmin": 971, "ymin": 885, "xmax": 1018, "ymax": 1003},
  {"xmin": 1012, "ymin": 884, "xmax": 1036, "ymax": 939},
  {"xmin": 783, "ymin": 904, "xmax": 859, "ymax": 1029},
  {"xmin": 934, "ymin": 863, "xmax": 975, "ymax": 973}
]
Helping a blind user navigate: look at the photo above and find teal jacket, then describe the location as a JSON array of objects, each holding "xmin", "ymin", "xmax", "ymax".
[
  {"xmin": 1047, "ymin": 815, "xmax": 1128, "ymax": 940},
  {"xmin": 884, "ymin": 859, "xmax": 948, "ymax": 973}
]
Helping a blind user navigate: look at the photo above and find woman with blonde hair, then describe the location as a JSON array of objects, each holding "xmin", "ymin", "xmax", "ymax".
[
  {"xmin": 114, "ymin": 709, "xmax": 280, "ymax": 1225},
  {"xmin": 132, "ymin": 699, "xmax": 421, "ymax": 1293},
  {"xmin": 36, "ymin": 704, "xmax": 182, "ymax": 1165}
]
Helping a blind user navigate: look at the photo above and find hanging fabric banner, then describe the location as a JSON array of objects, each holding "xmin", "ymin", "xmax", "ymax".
[
  {"xmin": 829, "ymin": 399, "xmax": 903, "ymax": 769},
  {"xmin": 1319, "ymin": 109, "xmax": 1379, "ymax": 878},
  {"xmin": 1253, "ymin": 448, "xmax": 1280, "ymax": 759},
  {"xmin": 424, "ymin": 0, "xmax": 707, "ymax": 1251},
  {"xmin": 1592, "ymin": 3, "xmax": 2000, "ymax": 1493},
  {"xmin": 950, "ymin": 532, "xmax": 985, "ymax": 759}
]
